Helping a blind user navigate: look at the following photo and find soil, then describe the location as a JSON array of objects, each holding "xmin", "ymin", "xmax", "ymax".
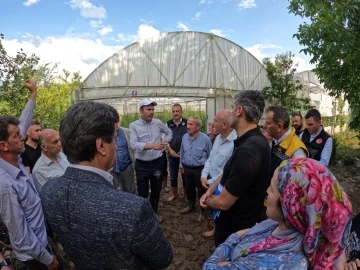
[{"xmin": 159, "ymin": 164, "xmax": 360, "ymax": 270}]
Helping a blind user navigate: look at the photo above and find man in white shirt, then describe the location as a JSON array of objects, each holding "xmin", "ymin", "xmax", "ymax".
[
  {"xmin": 33, "ymin": 129, "xmax": 69, "ymax": 193},
  {"xmin": 200, "ymin": 109, "xmax": 237, "ymax": 235}
]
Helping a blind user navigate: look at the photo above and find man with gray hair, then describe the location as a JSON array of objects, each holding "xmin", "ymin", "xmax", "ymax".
[
  {"xmin": 179, "ymin": 116, "xmax": 212, "ymax": 221},
  {"xmin": 200, "ymin": 109, "xmax": 237, "ymax": 238},
  {"xmin": 200, "ymin": 90, "xmax": 271, "ymax": 247},
  {"xmin": 32, "ymin": 129, "xmax": 69, "ymax": 193}
]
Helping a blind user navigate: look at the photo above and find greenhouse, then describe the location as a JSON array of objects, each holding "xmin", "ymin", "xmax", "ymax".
[{"xmin": 72, "ymin": 31, "xmax": 271, "ymax": 128}]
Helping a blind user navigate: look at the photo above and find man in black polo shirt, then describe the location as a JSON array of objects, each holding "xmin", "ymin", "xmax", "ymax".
[
  {"xmin": 21, "ymin": 120, "xmax": 42, "ymax": 173},
  {"xmin": 200, "ymin": 90, "xmax": 270, "ymax": 247},
  {"xmin": 166, "ymin": 103, "xmax": 187, "ymax": 202}
]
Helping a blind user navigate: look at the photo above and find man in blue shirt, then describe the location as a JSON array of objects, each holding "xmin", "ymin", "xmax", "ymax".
[
  {"xmin": 179, "ymin": 116, "xmax": 212, "ymax": 220},
  {"xmin": 0, "ymin": 81, "xmax": 60, "ymax": 269},
  {"xmin": 130, "ymin": 98, "xmax": 172, "ymax": 215},
  {"xmin": 112, "ymin": 116, "xmax": 135, "ymax": 194},
  {"xmin": 300, "ymin": 109, "xmax": 333, "ymax": 166}
]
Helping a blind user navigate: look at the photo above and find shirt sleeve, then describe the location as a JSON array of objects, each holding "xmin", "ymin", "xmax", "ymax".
[
  {"xmin": 206, "ymin": 137, "xmax": 213, "ymax": 159},
  {"xmin": 291, "ymin": 148, "xmax": 308, "ymax": 158},
  {"xmin": 320, "ymin": 137, "xmax": 333, "ymax": 166},
  {"xmin": 179, "ymin": 136, "xmax": 185, "ymax": 169},
  {"xmin": 129, "ymin": 124, "xmax": 146, "ymax": 151},
  {"xmin": 132, "ymin": 200, "xmax": 173, "ymax": 269},
  {"xmin": 161, "ymin": 122, "xmax": 173, "ymax": 142},
  {"xmin": 203, "ymin": 233, "xmax": 242, "ymax": 269},
  {"xmin": 223, "ymin": 152, "xmax": 260, "ymax": 198},
  {"xmin": 32, "ymin": 170, "xmax": 47, "ymax": 193},
  {"xmin": 19, "ymin": 99, "xmax": 36, "ymax": 136},
  {"xmin": 0, "ymin": 178, "xmax": 53, "ymax": 265},
  {"xmin": 201, "ymin": 157, "xmax": 211, "ymax": 179}
]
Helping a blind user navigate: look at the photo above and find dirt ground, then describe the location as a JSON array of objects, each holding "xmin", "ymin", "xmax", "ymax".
[{"xmin": 159, "ymin": 163, "xmax": 360, "ymax": 270}]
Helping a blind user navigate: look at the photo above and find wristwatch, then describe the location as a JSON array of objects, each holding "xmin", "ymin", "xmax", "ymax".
[{"xmin": 0, "ymin": 260, "xmax": 8, "ymax": 268}]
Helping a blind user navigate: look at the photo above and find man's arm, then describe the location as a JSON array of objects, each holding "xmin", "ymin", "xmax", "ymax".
[
  {"xmin": 320, "ymin": 137, "xmax": 333, "ymax": 166},
  {"xmin": 0, "ymin": 179, "xmax": 53, "ymax": 265},
  {"xmin": 129, "ymin": 124, "xmax": 165, "ymax": 151},
  {"xmin": 132, "ymin": 200, "xmax": 173, "ymax": 269},
  {"xmin": 205, "ymin": 152, "xmax": 259, "ymax": 211},
  {"xmin": 19, "ymin": 80, "xmax": 38, "ymax": 136}
]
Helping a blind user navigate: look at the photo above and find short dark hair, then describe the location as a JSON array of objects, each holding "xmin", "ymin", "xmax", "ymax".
[
  {"xmin": 266, "ymin": 105, "xmax": 290, "ymax": 129},
  {"xmin": 30, "ymin": 120, "xmax": 41, "ymax": 126},
  {"xmin": 60, "ymin": 101, "xmax": 117, "ymax": 163},
  {"xmin": 305, "ymin": 109, "xmax": 321, "ymax": 121},
  {"xmin": 292, "ymin": 112, "xmax": 303, "ymax": 120},
  {"xmin": 234, "ymin": 90, "xmax": 265, "ymax": 124},
  {"xmin": 172, "ymin": 103, "xmax": 182, "ymax": 110},
  {"xmin": 0, "ymin": 116, "xmax": 20, "ymax": 141},
  {"xmin": 108, "ymin": 106, "xmax": 120, "ymax": 123}
]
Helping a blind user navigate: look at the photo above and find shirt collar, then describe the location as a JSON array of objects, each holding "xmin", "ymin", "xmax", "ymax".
[
  {"xmin": 0, "ymin": 157, "xmax": 21, "ymax": 180},
  {"xmin": 140, "ymin": 117, "xmax": 152, "ymax": 125},
  {"xmin": 273, "ymin": 128, "xmax": 291, "ymax": 145},
  {"xmin": 310, "ymin": 126, "xmax": 323, "ymax": 138},
  {"xmin": 40, "ymin": 152, "xmax": 57, "ymax": 165},
  {"xmin": 222, "ymin": 129, "xmax": 237, "ymax": 143},
  {"xmin": 68, "ymin": 164, "xmax": 113, "ymax": 182},
  {"xmin": 173, "ymin": 118, "xmax": 183, "ymax": 125}
]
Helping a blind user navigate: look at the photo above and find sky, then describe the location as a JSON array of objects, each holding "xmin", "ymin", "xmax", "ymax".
[{"xmin": 1, "ymin": 0, "xmax": 315, "ymax": 79}]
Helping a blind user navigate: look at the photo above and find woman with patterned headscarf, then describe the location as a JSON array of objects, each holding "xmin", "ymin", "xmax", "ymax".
[{"xmin": 203, "ymin": 158, "xmax": 353, "ymax": 270}]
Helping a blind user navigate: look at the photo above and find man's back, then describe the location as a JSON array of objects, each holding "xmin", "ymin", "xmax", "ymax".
[{"xmin": 41, "ymin": 167, "xmax": 173, "ymax": 270}]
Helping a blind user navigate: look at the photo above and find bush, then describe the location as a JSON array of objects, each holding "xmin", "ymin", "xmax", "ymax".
[{"xmin": 333, "ymin": 130, "xmax": 360, "ymax": 161}]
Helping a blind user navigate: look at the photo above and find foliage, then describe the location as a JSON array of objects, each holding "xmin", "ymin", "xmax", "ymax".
[
  {"xmin": 121, "ymin": 109, "xmax": 207, "ymax": 132},
  {"xmin": 322, "ymin": 115, "xmax": 348, "ymax": 129},
  {"xmin": 288, "ymin": 0, "xmax": 360, "ymax": 130},
  {"xmin": 333, "ymin": 130, "xmax": 360, "ymax": 162},
  {"xmin": 34, "ymin": 71, "xmax": 81, "ymax": 130},
  {"xmin": 262, "ymin": 52, "xmax": 313, "ymax": 114},
  {"xmin": 0, "ymin": 34, "xmax": 81, "ymax": 129},
  {"xmin": 0, "ymin": 34, "xmax": 59, "ymax": 117}
]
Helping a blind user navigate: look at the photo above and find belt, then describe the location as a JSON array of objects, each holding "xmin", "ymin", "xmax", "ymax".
[
  {"xmin": 183, "ymin": 165, "xmax": 204, "ymax": 169},
  {"xmin": 136, "ymin": 157, "xmax": 162, "ymax": 164}
]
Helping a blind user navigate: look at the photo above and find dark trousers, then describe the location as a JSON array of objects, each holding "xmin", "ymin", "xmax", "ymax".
[
  {"xmin": 135, "ymin": 157, "xmax": 164, "ymax": 213},
  {"xmin": 23, "ymin": 246, "xmax": 64, "ymax": 270},
  {"xmin": 168, "ymin": 156, "xmax": 185, "ymax": 188},
  {"xmin": 183, "ymin": 166, "xmax": 204, "ymax": 205}
]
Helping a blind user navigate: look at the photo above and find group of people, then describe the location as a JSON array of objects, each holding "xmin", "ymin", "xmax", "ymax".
[{"xmin": 0, "ymin": 80, "xmax": 359, "ymax": 270}]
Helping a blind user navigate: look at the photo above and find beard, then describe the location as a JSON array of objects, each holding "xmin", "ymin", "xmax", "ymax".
[{"xmin": 294, "ymin": 124, "xmax": 303, "ymax": 131}]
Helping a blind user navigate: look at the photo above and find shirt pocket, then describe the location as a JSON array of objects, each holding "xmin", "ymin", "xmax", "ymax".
[
  {"xmin": 194, "ymin": 147, "xmax": 203, "ymax": 158},
  {"xmin": 216, "ymin": 148, "xmax": 232, "ymax": 168}
]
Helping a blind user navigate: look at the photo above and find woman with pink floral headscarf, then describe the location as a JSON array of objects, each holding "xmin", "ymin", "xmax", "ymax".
[{"xmin": 203, "ymin": 158, "xmax": 353, "ymax": 270}]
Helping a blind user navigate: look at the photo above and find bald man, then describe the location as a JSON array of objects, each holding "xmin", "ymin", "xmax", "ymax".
[{"xmin": 32, "ymin": 129, "xmax": 69, "ymax": 192}]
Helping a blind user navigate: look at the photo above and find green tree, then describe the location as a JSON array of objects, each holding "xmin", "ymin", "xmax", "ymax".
[
  {"xmin": 34, "ymin": 70, "xmax": 81, "ymax": 130},
  {"xmin": 288, "ymin": 0, "xmax": 360, "ymax": 130},
  {"xmin": 262, "ymin": 52, "xmax": 312, "ymax": 114},
  {"xmin": 0, "ymin": 33, "xmax": 57, "ymax": 117}
]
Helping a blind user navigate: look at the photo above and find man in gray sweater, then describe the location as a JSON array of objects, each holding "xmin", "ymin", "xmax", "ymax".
[{"xmin": 41, "ymin": 101, "xmax": 173, "ymax": 270}]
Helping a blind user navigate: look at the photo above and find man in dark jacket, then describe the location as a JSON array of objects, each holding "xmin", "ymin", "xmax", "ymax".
[
  {"xmin": 41, "ymin": 101, "xmax": 173, "ymax": 270},
  {"xmin": 166, "ymin": 103, "xmax": 187, "ymax": 201}
]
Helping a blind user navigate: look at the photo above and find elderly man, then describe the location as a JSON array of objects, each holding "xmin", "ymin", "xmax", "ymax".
[
  {"xmin": 130, "ymin": 98, "xmax": 172, "ymax": 215},
  {"xmin": 41, "ymin": 101, "xmax": 173, "ymax": 270},
  {"xmin": 0, "ymin": 81, "xmax": 59, "ymax": 269},
  {"xmin": 179, "ymin": 116, "xmax": 212, "ymax": 220},
  {"xmin": 200, "ymin": 90, "xmax": 271, "ymax": 247},
  {"xmin": 21, "ymin": 119, "xmax": 42, "ymax": 173},
  {"xmin": 166, "ymin": 103, "xmax": 187, "ymax": 201},
  {"xmin": 32, "ymin": 129, "xmax": 69, "ymax": 193},
  {"xmin": 300, "ymin": 108, "xmax": 333, "ymax": 165},
  {"xmin": 200, "ymin": 109, "xmax": 237, "ymax": 237},
  {"xmin": 263, "ymin": 106, "xmax": 308, "ymax": 180}
]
